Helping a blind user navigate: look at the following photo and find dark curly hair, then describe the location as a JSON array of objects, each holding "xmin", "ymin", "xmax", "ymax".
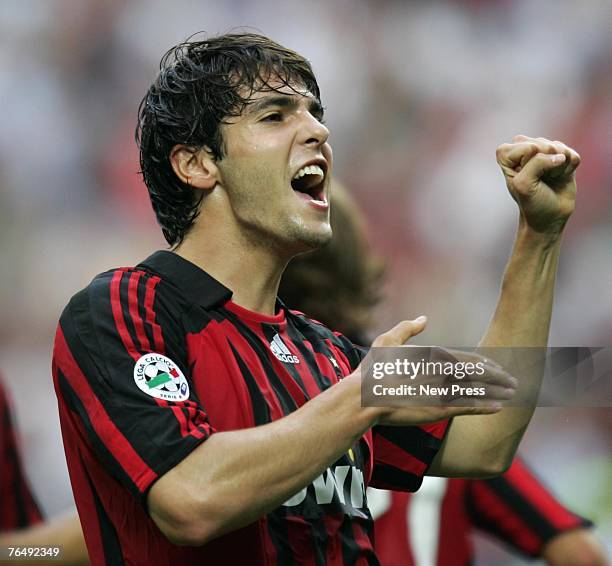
[{"xmin": 136, "ymin": 32, "xmax": 321, "ymax": 246}]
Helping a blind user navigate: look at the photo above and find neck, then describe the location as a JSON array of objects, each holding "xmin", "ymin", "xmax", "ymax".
[{"xmin": 174, "ymin": 227, "xmax": 289, "ymax": 316}]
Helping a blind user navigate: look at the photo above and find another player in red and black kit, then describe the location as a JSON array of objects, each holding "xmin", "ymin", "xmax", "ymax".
[
  {"xmin": 0, "ymin": 380, "xmax": 43, "ymax": 532},
  {"xmin": 0, "ymin": 379, "xmax": 89, "ymax": 565},
  {"xmin": 372, "ymin": 460, "xmax": 595, "ymax": 565},
  {"xmin": 53, "ymin": 33, "xmax": 583, "ymax": 565}
]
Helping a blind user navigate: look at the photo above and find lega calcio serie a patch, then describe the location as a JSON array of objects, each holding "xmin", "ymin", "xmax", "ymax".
[{"xmin": 133, "ymin": 353, "xmax": 190, "ymax": 402}]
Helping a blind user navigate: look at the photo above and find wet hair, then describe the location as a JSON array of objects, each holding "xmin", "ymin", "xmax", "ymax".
[
  {"xmin": 279, "ymin": 182, "xmax": 385, "ymax": 341},
  {"xmin": 136, "ymin": 32, "xmax": 321, "ymax": 246}
]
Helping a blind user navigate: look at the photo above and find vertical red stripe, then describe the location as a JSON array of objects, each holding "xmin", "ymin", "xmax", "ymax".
[
  {"xmin": 247, "ymin": 325, "xmax": 308, "ymax": 406},
  {"xmin": 285, "ymin": 516, "xmax": 316, "ymax": 566},
  {"xmin": 56, "ymin": 395, "xmax": 107, "ymax": 565},
  {"xmin": 128, "ymin": 272, "xmax": 151, "ymax": 352},
  {"xmin": 282, "ymin": 335, "xmax": 329, "ymax": 400},
  {"xmin": 54, "ymin": 329, "xmax": 157, "ymax": 493},
  {"xmin": 351, "ymin": 521, "xmax": 375, "ymax": 565},
  {"xmin": 217, "ymin": 321, "xmax": 286, "ymax": 421},
  {"xmin": 110, "ymin": 270, "xmax": 139, "ymax": 362},
  {"xmin": 323, "ymin": 514, "xmax": 344, "ymax": 566}
]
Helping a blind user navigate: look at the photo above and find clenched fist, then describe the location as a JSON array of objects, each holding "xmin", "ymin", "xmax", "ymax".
[{"xmin": 496, "ymin": 135, "xmax": 580, "ymax": 235}]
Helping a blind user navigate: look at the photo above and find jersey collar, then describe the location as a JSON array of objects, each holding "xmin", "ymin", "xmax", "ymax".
[{"xmin": 138, "ymin": 250, "xmax": 233, "ymax": 309}]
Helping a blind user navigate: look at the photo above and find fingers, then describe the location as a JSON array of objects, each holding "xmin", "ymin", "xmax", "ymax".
[
  {"xmin": 372, "ymin": 316, "xmax": 427, "ymax": 347},
  {"xmin": 443, "ymin": 402, "xmax": 503, "ymax": 416},
  {"xmin": 448, "ymin": 350, "xmax": 517, "ymax": 389},
  {"xmin": 513, "ymin": 152, "xmax": 566, "ymax": 195},
  {"xmin": 497, "ymin": 136, "xmax": 581, "ymax": 178}
]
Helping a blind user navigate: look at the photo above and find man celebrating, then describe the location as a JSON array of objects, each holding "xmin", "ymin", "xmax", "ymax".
[{"xmin": 52, "ymin": 33, "xmax": 580, "ymax": 565}]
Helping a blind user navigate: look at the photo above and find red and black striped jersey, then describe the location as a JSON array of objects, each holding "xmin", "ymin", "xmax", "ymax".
[
  {"xmin": 52, "ymin": 250, "xmax": 449, "ymax": 566},
  {"xmin": 0, "ymin": 379, "xmax": 44, "ymax": 532},
  {"xmin": 372, "ymin": 457, "xmax": 592, "ymax": 566}
]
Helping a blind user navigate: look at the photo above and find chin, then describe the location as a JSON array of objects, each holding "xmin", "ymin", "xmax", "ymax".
[{"xmin": 284, "ymin": 222, "xmax": 332, "ymax": 255}]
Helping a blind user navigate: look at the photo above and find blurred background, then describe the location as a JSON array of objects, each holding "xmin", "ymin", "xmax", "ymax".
[{"xmin": 0, "ymin": 0, "xmax": 610, "ymax": 563}]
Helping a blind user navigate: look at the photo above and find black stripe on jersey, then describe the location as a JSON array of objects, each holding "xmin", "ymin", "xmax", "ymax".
[
  {"xmin": 339, "ymin": 517, "xmax": 369, "ymax": 566},
  {"xmin": 14, "ymin": 454, "xmax": 38, "ymax": 528},
  {"xmin": 85, "ymin": 468, "xmax": 125, "ymax": 566},
  {"xmin": 289, "ymin": 312, "xmax": 367, "ymax": 370},
  {"xmin": 284, "ymin": 319, "xmax": 333, "ymax": 391},
  {"xmin": 464, "ymin": 488, "xmax": 512, "ymax": 548},
  {"xmin": 118, "ymin": 271, "xmax": 140, "ymax": 354},
  {"xmin": 267, "ymin": 511, "xmax": 295, "ymax": 566},
  {"xmin": 373, "ymin": 425, "xmax": 442, "ymax": 464},
  {"xmin": 370, "ymin": 464, "xmax": 420, "ymax": 492},
  {"xmin": 310, "ymin": 520, "xmax": 329, "ymax": 566},
  {"xmin": 137, "ymin": 273, "xmax": 156, "ymax": 352},
  {"xmin": 480, "ymin": 476, "xmax": 559, "ymax": 542},
  {"xmin": 1, "ymin": 405, "xmax": 28, "ymax": 528},
  {"xmin": 56, "ymin": 368, "xmax": 138, "ymax": 499},
  {"xmin": 228, "ymin": 341, "xmax": 271, "ymax": 426},
  {"xmin": 259, "ymin": 324, "xmax": 310, "ymax": 399},
  {"xmin": 221, "ymin": 310, "xmax": 298, "ymax": 416}
]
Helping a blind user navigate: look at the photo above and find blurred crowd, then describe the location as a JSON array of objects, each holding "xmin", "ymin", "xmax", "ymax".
[{"xmin": 0, "ymin": 0, "xmax": 610, "ymax": 563}]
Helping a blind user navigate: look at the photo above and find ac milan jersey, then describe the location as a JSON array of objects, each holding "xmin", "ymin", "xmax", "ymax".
[
  {"xmin": 372, "ymin": 458, "xmax": 592, "ymax": 566},
  {"xmin": 52, "ymin": 250, "xmax": 449, "ymax": 565},
  {"xmin": 0, "ymin": 379, "xmax": 43, "ymax": 531}
]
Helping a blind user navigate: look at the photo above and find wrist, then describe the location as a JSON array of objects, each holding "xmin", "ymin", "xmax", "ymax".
[
  {"xmin": 341, "ymin": 371, "xmax": 385, "ymax": 428},
  {"xmin": 517, "ymin": 218, "xmax": 565, "ymax": 251}
]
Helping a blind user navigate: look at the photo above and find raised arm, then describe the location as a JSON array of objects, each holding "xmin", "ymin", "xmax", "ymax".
[{"xmin": 429, "ymin": 135, "xmax": 581, "ymax": 477}]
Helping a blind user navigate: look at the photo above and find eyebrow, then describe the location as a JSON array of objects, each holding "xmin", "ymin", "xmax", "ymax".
[{"xmin": 247, "ymin": 94, "xmax": 324, "ymax": 117}]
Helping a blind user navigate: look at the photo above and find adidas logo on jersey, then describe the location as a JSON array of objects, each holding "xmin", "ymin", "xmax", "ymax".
[{"xmin": 269, "ymin": 333, "xmax": 300, "ymax": 364}]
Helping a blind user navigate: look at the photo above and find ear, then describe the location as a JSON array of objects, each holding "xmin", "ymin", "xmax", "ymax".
[{"xmin": 170, "ymin": 145, "xmax": 218, "ymax": 191}]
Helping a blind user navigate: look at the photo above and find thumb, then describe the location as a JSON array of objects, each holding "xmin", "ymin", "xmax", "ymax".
[
  {"xmin": 513, "ymin": 152, "xmax": 566, "ymax": 196},
  {"xmin": 372, "ymin": 316, "xmax": 427, "ymax": 347}
]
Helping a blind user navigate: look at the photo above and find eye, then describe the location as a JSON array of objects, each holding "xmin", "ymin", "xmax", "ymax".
[
  {"xmin": 312, "ymin": 106, "xmax": 327, "ymax": 125},
  {"xmin": 261, "ymin": 112, "xmax": 283, "ymax": 122}
]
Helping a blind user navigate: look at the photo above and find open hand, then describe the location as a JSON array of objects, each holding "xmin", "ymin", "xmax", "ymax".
[{"xmin": 366, "ymin": 319, "xmax": 517, "ymax": 426}]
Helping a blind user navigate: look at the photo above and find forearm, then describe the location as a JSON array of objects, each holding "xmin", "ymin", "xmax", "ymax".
[
  {"xmin": 149, "ymin": 373, "xmax": 380, "ymax": 544},
  {"xmin": 481, "ymin": 219, "xmax": 562, "ymax": 348},
  {"xmin": 461, "ymin": 223, "xmax": 563, "ymax": 470}
]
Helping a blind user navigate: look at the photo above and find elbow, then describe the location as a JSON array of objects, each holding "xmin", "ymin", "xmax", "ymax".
[
  {"xmin": 150, "ymin": 494, "xmax": 225, "ymax": 547},
  {"xmin": 158, "ymin": 519, "xmax": 216, "ymax": 547},
  {"xmin": 473, "ymin": 451, "xmax": 513, "ymax": 478},
  {"xmin": 485, "ymin": 457, "xmax": 512, "ymax": 477}
]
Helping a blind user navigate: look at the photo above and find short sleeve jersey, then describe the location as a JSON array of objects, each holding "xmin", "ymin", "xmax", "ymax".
[{"xmin": 53, "ymin": 250, "xmax": 449, "ymax": 566}]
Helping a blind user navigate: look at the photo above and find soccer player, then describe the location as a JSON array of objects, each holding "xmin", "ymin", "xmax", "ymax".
[
  {"xmin": 280, "ymin": 182, "xmax": 608, "ymax": 566},
  {"xmin": 52, "ymin": 33, "xmax": 581, "ymax": 565}
]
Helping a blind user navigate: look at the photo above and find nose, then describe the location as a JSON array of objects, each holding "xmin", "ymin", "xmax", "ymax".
[{"xmin": 299, "ymin": 111, "xmax": 330, "ymax": 148}]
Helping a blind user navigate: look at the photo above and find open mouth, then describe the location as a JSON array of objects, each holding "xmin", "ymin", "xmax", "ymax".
[{"xmin": 291, "ymin": 164, "xmax": 326, "ymax": 203}]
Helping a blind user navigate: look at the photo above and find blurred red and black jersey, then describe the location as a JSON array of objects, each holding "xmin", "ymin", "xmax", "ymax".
[
  {"xmin": 372, "ymin": 457, "xmax": 592, "ymax": 566},
  {"xmin": 52, "ymin": 250, "xmax": 449, "ymax": 566},
  {"xmin": 0, "ymin": 379, "xmax": 43, "ymax": 531}
]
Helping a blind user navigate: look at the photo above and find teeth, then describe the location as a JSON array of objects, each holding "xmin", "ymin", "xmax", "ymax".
[{"xmin": 293, "ymin": 164, "xmax": 325, "ymax": 180}]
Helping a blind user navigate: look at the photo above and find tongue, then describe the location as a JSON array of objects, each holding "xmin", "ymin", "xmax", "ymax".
[{"xmin": 292, "ymin": 173, "xmax": 321, "ymax": 194}]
